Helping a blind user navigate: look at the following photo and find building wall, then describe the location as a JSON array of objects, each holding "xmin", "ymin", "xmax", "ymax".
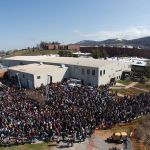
[
  {"xmin": 8, "ymin": 67, "xmax": 69, "ymax": 89},
  {"xmin": 131, "ymin": 65, "xmax": 145, "ymax": 73},
  {"xmin": 8, "ymin": 70, "xmax": 34, "ymax": 88},
  {"xmin": 80, "ymin": 46, "xmax": 150, "ymax": 58},
  {"xmin": 4, "ymin": 58, "xmax": 130, "ymax": 87},
  {"xmin": 68, "ymin": 65, "xmax": 98, "ymax": 86},
  {"xmin": 34, "ymin": 69, "xmax": 69, "ymax": 88},
  {"xmin": 47, "ymin": 44, "xmax": 60, "ymax": 50},
  {"xmin": 98, "ymin": 61, "xmax": 130, "ymax": 85},
  {"xmin": 2, "ymin": 59, "xmax": 34, "ymax": 67},
  {"xmin": 68, "ymin": 44, "xmax": 80, "ymax": 51}
]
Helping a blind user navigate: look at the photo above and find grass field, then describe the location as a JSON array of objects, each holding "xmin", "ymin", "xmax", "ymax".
[
  {"xmin": 134, "ymin": 83, "xmax": 150, "ymax": 91},
  {"xmin": 0, "ymin": 142, "xmax": 53, "ymax": 150},
  {"xmin": 6, "ymin": 49, "xmax": 59, "ymax": 57},
  {"xmin": 113, "ymin": 88, "xmax": 145, "ymax": 95},
  {"xmin": 117, "ymin": 80, "xmax": 132, "ymax": 85}
]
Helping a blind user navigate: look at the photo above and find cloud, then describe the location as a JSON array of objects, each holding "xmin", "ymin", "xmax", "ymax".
[{"xmin": 73, "ymin": 26, "xmax": 150, "ymax": 40}]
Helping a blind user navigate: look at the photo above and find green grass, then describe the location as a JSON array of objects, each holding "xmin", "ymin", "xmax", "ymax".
[
  {"xmin": 5, "ymin": 49, "xmax": 60, "ymax": 57},
  {"xmin": 0, "ymin": 142, "xmax": 53, "ymax": 150},
  {"xmin": 117, "ymin": 80, "xmax": 132, "ymax": 85},
  {"xmin": 5, "ymin": 49, "xmax": 76, "ymax": 57},
  {"xmin": 114, "ymin": 88, "xmax": 146, "ymax": 95}
]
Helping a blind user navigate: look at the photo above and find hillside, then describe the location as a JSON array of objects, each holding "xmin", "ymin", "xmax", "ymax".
[
  {"xmin": 128, "ymin": 36, "xmax": 150, "ymax": 49},
  {"xmin": 77, "ymin": 36, "xmax": 150, "ymax": 49},
  {"xmin": 5, "ymin": 49, "xmax": 59, "ymax": 57}
]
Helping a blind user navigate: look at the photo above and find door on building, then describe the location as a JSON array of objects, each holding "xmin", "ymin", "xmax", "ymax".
[
  {"xmin": 110, "ymin": 78, "xmax": 116, "ymax": 86},
  {"xmin": 50, "ymin": 76, "xmax": 52, "ymax": 84},
  {"xmin": 47, "ymin": 75, "xmax": 52, "ymax": 85}
]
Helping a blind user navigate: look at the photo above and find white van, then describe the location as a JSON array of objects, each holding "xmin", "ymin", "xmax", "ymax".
[{"xmin": 68, "ymin": 78, "xmax": 82, "ymax": 88}]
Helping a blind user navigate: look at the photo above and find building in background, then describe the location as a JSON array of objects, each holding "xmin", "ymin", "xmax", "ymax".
[
  {"xmin": 40, "ymin": 42, "xmax": 80, "ymax": 51},
  {"xmin": 67, "ymin": 44, "xmax": 80, "ymax": 51},
  {"xmin": 80, "ymin": 46, "xmax": 150, "ymax": 58}
]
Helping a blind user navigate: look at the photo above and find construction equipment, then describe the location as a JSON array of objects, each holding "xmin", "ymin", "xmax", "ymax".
[{"xmin": 106, "ymin": 132, "xmax": 127, "ymax": 143}]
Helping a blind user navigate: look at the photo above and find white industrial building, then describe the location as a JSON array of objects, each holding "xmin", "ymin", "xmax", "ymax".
[
  {"xmin": 2, "ymin": 56, "xmax": 131, "ymax": 88},
  {"xmin": 8, "ymin": 63, "xmax": 68, "ymax": 88}
]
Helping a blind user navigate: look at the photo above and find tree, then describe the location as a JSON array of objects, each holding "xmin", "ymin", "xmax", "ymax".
[
  {"xmin": 92, "ymin": 49, "xmax": 109, "ymax": 59},
  {"xmin": 58, "ymin": 50, "xmax": 65, "ymax": 57},
  {"xmin": 39, "ymin": 41, "xmax": 48, "ymax": 50},
  {"xmin": 58, "ymin": 50, "xmax": 73, "ymax": 57},
  {"xmin": 102, "ymin": 49, "xmax": 109, "ymax": 58}
]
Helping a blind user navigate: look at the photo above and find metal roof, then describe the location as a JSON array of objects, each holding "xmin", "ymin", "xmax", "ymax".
[
  {"xmin": 107, "ymin": 57, "xmax": 149, "ymax": 67},
  {"xmin": 8, "ymin": 63, "xmax": 68, "ymax": 75},
  {"xmin": 4, "ymin": 56, "xmax": 124, "ymax": 68}
]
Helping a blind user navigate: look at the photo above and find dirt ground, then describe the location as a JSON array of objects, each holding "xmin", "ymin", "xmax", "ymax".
[{"xmin": 50, "ymin": 128, "xmax": 125, "ymax": 150}]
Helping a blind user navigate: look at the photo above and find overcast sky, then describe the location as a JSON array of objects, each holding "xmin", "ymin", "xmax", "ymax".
[{"xmin": 0, "ymin": 0, "xmax": 150, "ymax": 50}]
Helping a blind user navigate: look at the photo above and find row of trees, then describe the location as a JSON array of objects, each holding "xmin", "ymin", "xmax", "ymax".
[
  {"xmin": 58, "ymin": 50, "xmax": 78, "ymax": 57},
  {"xmin": 91, "ymin": 49, "xmax": 109, "ymax": 59},
  {"xmin": 39, "ymin": 41, "xmax": 60, "ymax": 50}
]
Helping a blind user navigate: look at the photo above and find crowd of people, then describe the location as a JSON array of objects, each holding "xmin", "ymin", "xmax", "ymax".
[{"xmin": 0, "ymin": 82, "xmax": 150, "ymax": 145}]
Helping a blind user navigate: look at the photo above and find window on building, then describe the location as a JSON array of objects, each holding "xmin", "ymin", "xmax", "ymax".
[
  {"xmin": 37, "ymin": 76, "xmax": 41, "ymax": 79},
  {"xmin": 82, "ymin": 68, "xmax": 85, "ymax": 75},
  {"xmin": 87, "ymin": 69, "xmax": 90, "ymax": 75},
  {"xmin": 103, "ymin": 70, "xmax": 105, "ymax": 75},
  {"xmin": 92, "ymin": 70, "xmax": 95, "ymax": 76},
  {"xmin": 23, "ymin": 74, "xmax": 25, "ymax": 78},
  {"xmin": 100, "ymin": 70, "xmax": 102, "ymax": 76}
]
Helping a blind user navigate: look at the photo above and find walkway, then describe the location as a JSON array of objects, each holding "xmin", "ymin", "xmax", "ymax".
[
  {"xmin": 131, "ymin": 86, "xmax": 149, "ymax": 92},
  {"xmin": 124, "ymin": 82, "xmax": 138, "ymax": 89}
]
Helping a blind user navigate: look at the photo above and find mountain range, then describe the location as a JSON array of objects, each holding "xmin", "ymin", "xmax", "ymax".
[{"xmin": 76, "ymin": 36, "xmax": 150, "ymax": 49}]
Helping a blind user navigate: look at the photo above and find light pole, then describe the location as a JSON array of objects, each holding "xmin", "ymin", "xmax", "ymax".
[
  {"xmin": 46, "ymin": 74, "xmax": 52, "ymax": 101},
  {"xmin": 16, "ymin": 73, "xmax": 21, "ymax": 90}
]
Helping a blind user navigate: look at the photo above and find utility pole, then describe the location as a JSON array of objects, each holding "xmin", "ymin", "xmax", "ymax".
[
  {"xmin": 46, "ymin": 74, "xmax": 52, "ymax": 101},
  {"xmin": 16, "ymin": 73, "xmax": 21, "ymax": 90}
]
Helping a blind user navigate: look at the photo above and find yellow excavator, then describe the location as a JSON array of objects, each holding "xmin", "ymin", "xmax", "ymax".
[{"xmin": 106, "ymin": 132, "xmax": 127, "ymax": 143}]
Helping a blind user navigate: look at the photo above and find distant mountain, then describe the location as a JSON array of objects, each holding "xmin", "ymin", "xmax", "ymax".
[
  {"xmin": 77, "ymin": 40, "xmax": 99, "ymax": 46},
  {"xmin": 127, "ymin": 36, "xmax": 150, "ymax": 49},
  {"xmin": 76, "ymin": 36, "xmax": 150, "ymax": 49}
]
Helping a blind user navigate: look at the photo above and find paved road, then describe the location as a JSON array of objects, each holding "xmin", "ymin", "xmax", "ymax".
[{"xmin": 124, "ymin": 138, "xmax": 132, "ymax": 150}]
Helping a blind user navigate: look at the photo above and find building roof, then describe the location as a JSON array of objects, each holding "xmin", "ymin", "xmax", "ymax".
[
  {"xmin": 4, "ymin": 56, "xmax": 123, "ymax": 68},
  {"xmin": 107, "ymin": 57, "xmax": 149, "ymax": 67},
  {"xmin": 8, "ymin": 63, "xmax": 68, "ymax": 75},
  {"xmin": 72, "ymin": 52, "xmax": 91, "ymax": 55}
]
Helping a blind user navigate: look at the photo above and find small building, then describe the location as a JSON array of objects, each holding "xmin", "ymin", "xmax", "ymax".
[{"xmin": 8, "ymin": 63, "xmax": 68, "ymax": 88}]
